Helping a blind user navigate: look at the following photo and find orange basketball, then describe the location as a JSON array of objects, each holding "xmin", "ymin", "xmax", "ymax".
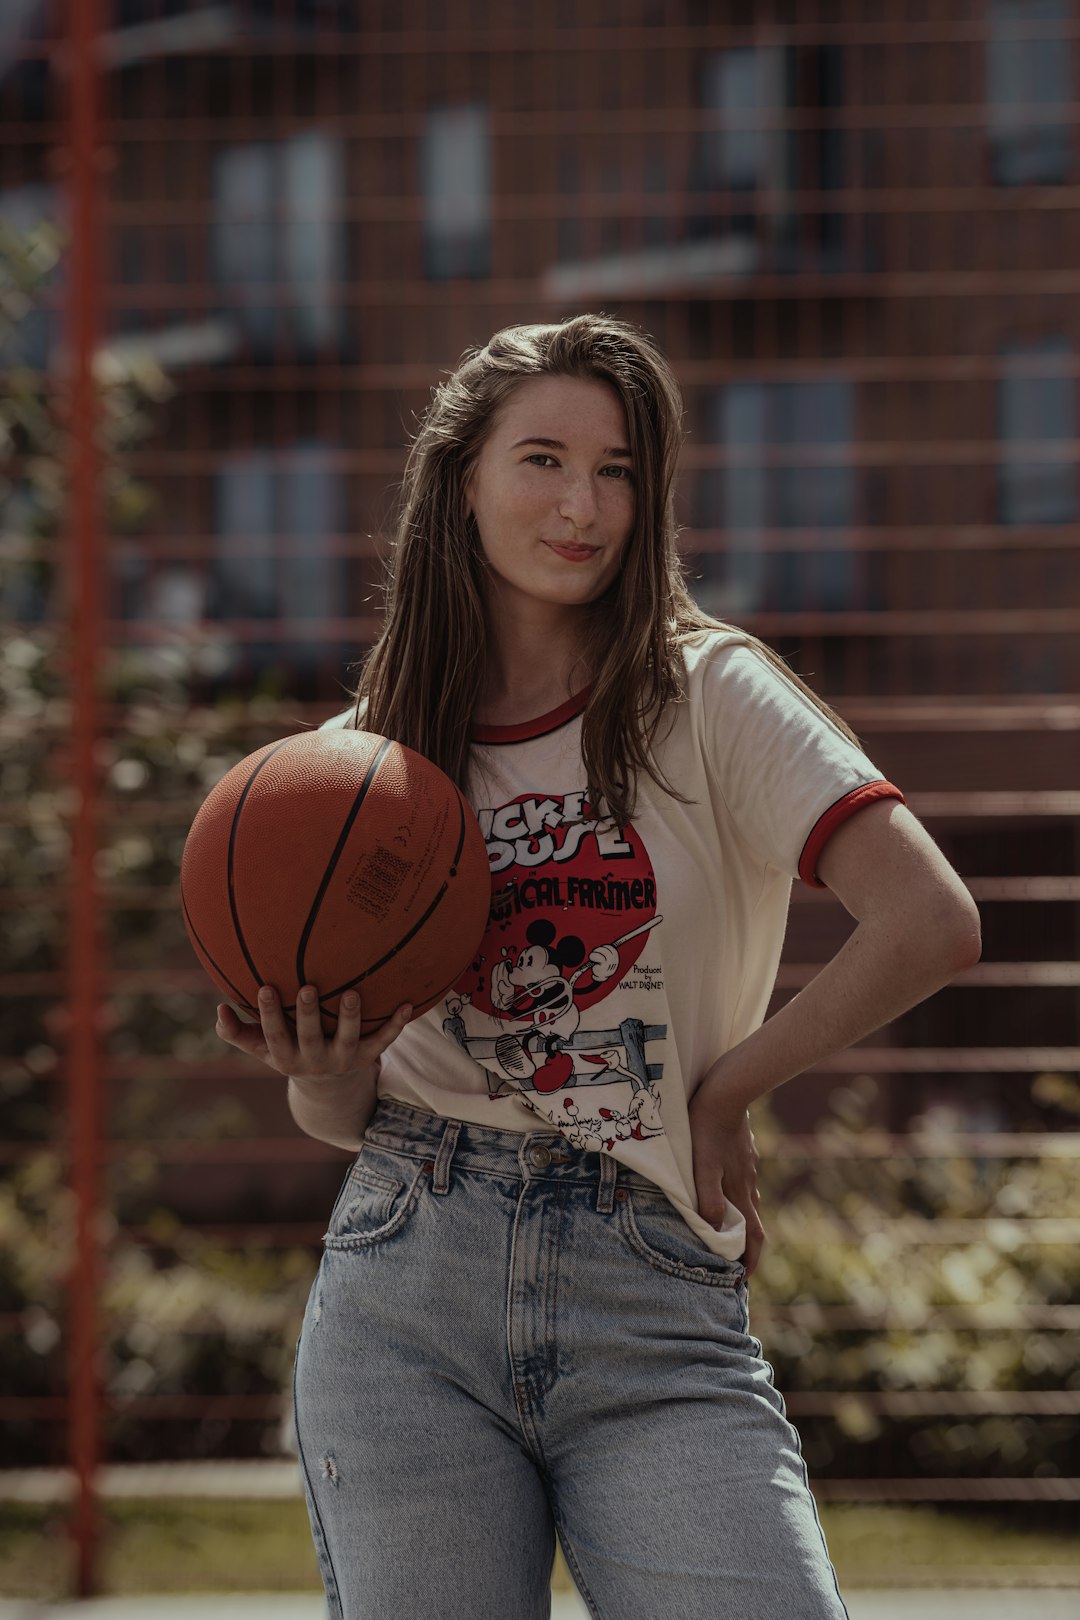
[{"xmin": 180, "ymin": 729, "xmax": 491, "ymax": 1034}]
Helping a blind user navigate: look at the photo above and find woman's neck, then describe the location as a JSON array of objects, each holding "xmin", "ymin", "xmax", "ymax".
[{"xmin": 477, "ymin": 615, "xmax": 593, "ymax": 726}]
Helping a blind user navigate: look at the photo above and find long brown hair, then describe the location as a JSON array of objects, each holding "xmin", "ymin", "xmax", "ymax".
[{"xmin": 353, "ymin": 312, "xmax": 860, "ymax": 826}]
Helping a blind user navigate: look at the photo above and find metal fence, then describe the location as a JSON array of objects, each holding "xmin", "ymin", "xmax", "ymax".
[{"xmin": 1, "ymin": 0, "xmax": 1078, "ymax": 1599}]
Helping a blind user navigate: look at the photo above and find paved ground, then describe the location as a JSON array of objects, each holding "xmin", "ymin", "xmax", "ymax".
[
  {"xmin": 5, "ymin": 1470, "xmax": 1076, "ymax": 1614},
  {"xmin": 1, "ymin": 1592, "xmax": 1078, "ymax": 1618}
]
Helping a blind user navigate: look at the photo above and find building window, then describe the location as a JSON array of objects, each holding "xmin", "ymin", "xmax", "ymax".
[
  {"xmin": 997, "ymin": 338, "xmax": 1078, "ymax": 525},
  {"xmin": 697, "ymin": 47, "xmax": 789, "ymax": 196},
  {"xmin": 986, "ymin": 0, "xmax": 1074, "ymax": 185},
  {"xmin": 689, "ymin": 46, "xmax": 788, "ymax": 258},
  {"xmin": 211, "ymin": 131, "xmax": 344, "ymax": 355},
  {"xmin": 206, "ymin": 443, "xmax": 345, "ymax": 680},
  {"xmin": 421, "ymin": 103, "xmax": 492, "ymax": 280},
  {"xmin": 695, "ymin": 378, "xmax": 857, "ymax": 615},
  {"xmin": 689, "ymin": 44, "xmax": 845, "ymax": 271}
]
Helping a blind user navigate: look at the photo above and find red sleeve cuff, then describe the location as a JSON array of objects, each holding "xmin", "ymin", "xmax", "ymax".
[{"xmin": 798, "ymin": 781, "xmax": 906, "ymax": 889}]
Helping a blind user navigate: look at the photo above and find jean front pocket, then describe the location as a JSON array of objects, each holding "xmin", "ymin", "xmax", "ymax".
[
  {"xmin": 322, "ymin": 1146, "xmax": 426, "ymax": 1251},
  {"xmin": 616, "ymin": 1188, "xmax": 746, "ymax": 1287}
]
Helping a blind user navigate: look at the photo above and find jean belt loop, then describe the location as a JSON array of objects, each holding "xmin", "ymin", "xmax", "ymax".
[
  {"xmin": 596, "ymin": 1151, "xmax": 617, "ymax": 1215},
  {"xmin": 431, "ymin": 1118, "xmax": 460, "ymax": 1196}
]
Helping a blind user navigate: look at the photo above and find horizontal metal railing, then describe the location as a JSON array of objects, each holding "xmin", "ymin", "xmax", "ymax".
[
  {"xmin": 3, "ymin": 6, "xmax": 1079, "ymax": 1597},
  {"xmin": 7, "ymin": 14, "xmax": 1080, "ymax": 58}
]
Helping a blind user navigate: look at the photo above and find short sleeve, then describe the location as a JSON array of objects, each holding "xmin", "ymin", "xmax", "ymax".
[{"xmin": 702, "ymin": 642, "xmax": 905, "ymax": 888}]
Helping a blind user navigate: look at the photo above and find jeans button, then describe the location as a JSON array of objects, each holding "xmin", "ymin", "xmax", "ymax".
[{"xmin": 529, "ymin": 1143, "xmax": 552, "ymax": 1168}]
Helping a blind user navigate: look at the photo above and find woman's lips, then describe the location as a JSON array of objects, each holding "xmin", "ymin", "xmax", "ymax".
[{"xmin": 544, "ymin": 541, "xmax": 599, "ymax": 562}]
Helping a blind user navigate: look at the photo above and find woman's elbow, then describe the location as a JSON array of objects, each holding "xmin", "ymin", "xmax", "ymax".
[
  {"xmin": 935, "ymin": 891, "xmax": 983, "ymax": 973},
  {"xmin": 888, "ymin": 884, "xmax": 982, "ymax": 982}
]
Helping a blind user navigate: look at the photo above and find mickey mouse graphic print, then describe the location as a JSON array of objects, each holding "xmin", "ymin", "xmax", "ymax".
[
  {"xmin": 445, "ymin": 785, "xmax": 667, "ymax": 1145},
  {"xmin": 326, "ymin": 629, "xmax": 905, "ymax": 1262}
]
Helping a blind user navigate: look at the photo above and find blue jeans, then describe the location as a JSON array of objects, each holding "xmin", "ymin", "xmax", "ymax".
[{"xmin": 294, "ymin": 1097, "xmax": 849, "ymax": 1620}]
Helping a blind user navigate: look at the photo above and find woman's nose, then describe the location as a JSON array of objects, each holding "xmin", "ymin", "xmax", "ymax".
[{"xmin": 558, "ymin": 476, "xmax": 599, "ymax": 526}]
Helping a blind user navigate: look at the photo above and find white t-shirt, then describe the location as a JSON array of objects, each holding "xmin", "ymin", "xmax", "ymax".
[{"xmin": 323, "ymin": 628, "xmax": 904, "ymax": 1261}]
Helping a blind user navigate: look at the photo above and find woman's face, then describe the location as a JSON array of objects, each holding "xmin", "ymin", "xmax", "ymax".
[{"xmin": 464, "ymin": 374, "xmax": 635, "ymax": 619}]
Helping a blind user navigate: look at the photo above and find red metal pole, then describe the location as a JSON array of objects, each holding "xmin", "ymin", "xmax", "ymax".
[{"xmin": 66, "ymin": 0, "xmax": 105, "ymax": 1598}]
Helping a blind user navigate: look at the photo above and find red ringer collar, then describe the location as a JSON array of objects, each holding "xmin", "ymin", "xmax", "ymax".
[{"xmin": 471, "ymin": 686, "xmax": 592, "ymax": 745}]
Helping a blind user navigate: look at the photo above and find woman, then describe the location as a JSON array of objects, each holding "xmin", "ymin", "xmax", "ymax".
[{"xmin": 217, "ymin": 314, "xmax": 981, "ymax": 1619}]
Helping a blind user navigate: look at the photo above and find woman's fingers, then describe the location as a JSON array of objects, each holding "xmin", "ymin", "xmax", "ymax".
[
  {"xmin": 215, "ymin": 989, "xmax": 301, "ymax": 1075},
  {"xmin": 366, "ymin": 1001, "xmax": 414, "ymax": 1059},
  {"xmin": 720, "ymin": 1162, "xmax": 766, "ymax": 1277},
  {"xmin": 215, "ymin": 985, "xmax": 413, "ymax": 1079},
  {"xmin": 256, "ymin": 985, "xmax": 300, "ymax": 1073},
  {"xmin": 328, "ymin": 989, "xmax": 364, "ymax": 1065},
  {"xmin": 742, "ymin": 1217, "xmax": 767, "ymax": 1279},
  {"xmin": 215, "ymin": 1002, "xmax": 271, "ymax": 1064},
  {"xmin": 328, "ymin": 991, "xmax": 412, "ymax": 1066},
  {"xmin": 294, "ymin": 984, "xmax": 329, "ymax": 1065},
  {"xmin": 687, "ymin": 1103, "xmax": 765, "ymax": 1272}
]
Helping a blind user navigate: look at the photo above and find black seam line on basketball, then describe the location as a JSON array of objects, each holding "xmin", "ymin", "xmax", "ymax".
[
  {"xmin": 182, "ymin": 874, "xmax": 259, "ymax": 1010},
  {"xmin": 228, "ymin": 736, "xmax": 296, "ymax": 998},
  {"xmin": 295, "ymin": 736, "xmax": 396, "ymax": 990},
  {"xmin": 318, "ymin": 877, "xmax": 453, "ymax": 1003},
  {"xmin": 450, "ymin": 784, "xmax": 469, "ymax": 869},
  {"xmin": 317, "ymin": 961, "xmax": 472, "ymax": 1030},
  {"xmin": 317, "ymin": 789, "xmax": 474, "ymax": 1003}
]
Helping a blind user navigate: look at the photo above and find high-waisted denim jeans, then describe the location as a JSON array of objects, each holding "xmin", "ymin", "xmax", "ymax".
[{"xmin": 293, "ymin": 1097, "xmax": 849, "ymax": 1620}]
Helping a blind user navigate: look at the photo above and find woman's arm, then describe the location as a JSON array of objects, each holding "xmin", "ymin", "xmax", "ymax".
[
  {"xmin": 215, "ymin": 986, "xmax": 412, "ymax": 1150},
  {"xmin": 689, "ymin": 798, "xmax": 982, "ymax": 1273},
  {"xmin": 287, "ymin": 1068, "xmax": 380, "ymax": 1153}
]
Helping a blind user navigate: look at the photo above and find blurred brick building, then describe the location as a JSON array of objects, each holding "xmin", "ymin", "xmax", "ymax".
[
  {"xmin": 4, "ymin": 3, "xmax": 1080, "ymax": 1522},
  {"xmin": 3, "ymin": 1, "xmax": 1078, "ymax": 1146}
]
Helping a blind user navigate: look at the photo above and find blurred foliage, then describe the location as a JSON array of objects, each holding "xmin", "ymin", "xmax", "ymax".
[
  {"xmin": 1, "ymin": 220, "xmax": 1078, "ymax": 1496},
  {"xmin": 1, "ymin": 218, "xmax": 321, "ymax": 1468},
  {"xmin": 753, "ymin": 1076, "xmax": 1080, "ymax": 1481},
  {"xmin": 3, "ymin": 1497, "xmax": 1079, "ymax": 1600}
]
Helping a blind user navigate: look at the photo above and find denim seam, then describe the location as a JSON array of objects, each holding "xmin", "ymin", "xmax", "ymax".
[
  {"xmin": 321, "ymin": 1159, "xmax": 426, "ymax": 1251},
  {"xmin": 541, "ymin": 1184, "xmax": 568, "ymax": 1396},
  {"xmin": 322, "ymin": 1165, "xmax": 403, "ymax": 1239},
  {"xmin": 618, "ymin": 1191, "xmax": 746, "ymax": 1287},
  {"xmin": 505, "ymin": 1190, "xmax": 553, "ymax": 1472},
  {"xmin": 371, "ymin": 1149, "xmax": 534, "ymax": 1186},
  {"xmin": 549, "ymin": 1507, "xmax": 604, "ymax": 1620},
  {"xmin": 763, "ymin": 1357, "xmax": 852, "ymax": 1620},
  {"xmin": 364, "ymin": 1139, "xmax": 658, "ymax": 1193},
  {"xmin": 350, "ymin": 1163, "xmax": 400, "ymax": 1194},
  {"xmin": 292, "ymin": 1345, "xmax": 343, "ymax": 1620}
]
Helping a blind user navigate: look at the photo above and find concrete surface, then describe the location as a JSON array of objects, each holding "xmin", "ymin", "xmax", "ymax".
[
  {"xmin": 0, "ymin": 1591, "xmax": 1078, "ymax": 1619},
  {"xmin": 4, "ymin": 1469, "xmax": 1076, "ymax": 1614}
]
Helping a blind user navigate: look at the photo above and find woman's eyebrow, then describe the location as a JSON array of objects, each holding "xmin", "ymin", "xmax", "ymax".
[{"xmin": 510, "ymin": 436, "xmax": 632, "ymax": 457}]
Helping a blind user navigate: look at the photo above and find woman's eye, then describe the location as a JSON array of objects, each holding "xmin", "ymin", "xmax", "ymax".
[{"xmin": 525, "ymin": 455, "xmax": 632, "ymax": 481}]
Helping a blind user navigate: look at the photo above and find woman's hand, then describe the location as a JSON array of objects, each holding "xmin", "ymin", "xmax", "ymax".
[
  {"xmin": 215, "ymin": 984, "xmax": 412, "ymax": 1087},
  {"xmin": 687, "ymin": 1064, "xmax": 767, "ymax": 1278}
]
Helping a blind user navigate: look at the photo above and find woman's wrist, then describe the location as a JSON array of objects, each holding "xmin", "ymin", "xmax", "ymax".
[
  {"xmin": 699, "ymin": 914, "xmax": 973, "ymax": 1122},
  {"xmin": 287, "ymin": 1065, "xmax": 379, "ymax": 1148}
]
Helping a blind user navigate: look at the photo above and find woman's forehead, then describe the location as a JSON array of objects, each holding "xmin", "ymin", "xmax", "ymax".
[{"xmin": 491, "ymin": 374, "xmax": 628, "ymax": 443}]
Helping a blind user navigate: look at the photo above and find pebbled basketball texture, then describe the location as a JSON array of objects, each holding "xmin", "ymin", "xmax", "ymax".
[{"xmin": 180, "ymin": 729, "xmax": 491, "ymax": 1035}]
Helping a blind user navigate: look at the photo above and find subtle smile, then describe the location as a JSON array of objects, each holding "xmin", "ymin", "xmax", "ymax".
[{"xmin": 544, "ymin": 541, "xmax": 600, "ymax": 562}]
